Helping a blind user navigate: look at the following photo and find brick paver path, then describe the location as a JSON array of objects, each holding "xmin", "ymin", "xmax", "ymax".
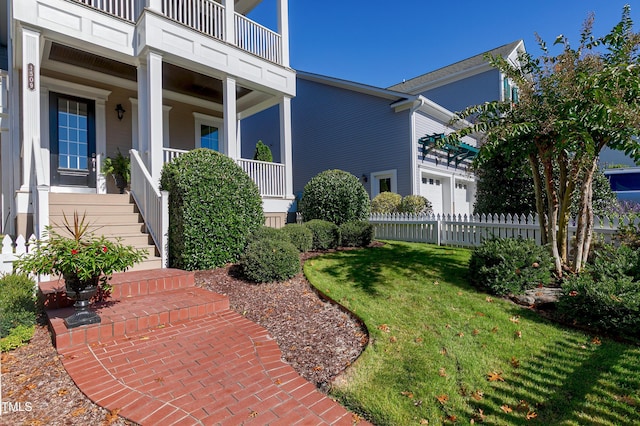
[{"xmin": 54, "ymin": 295, "xmax": 368, "ymax": 425}]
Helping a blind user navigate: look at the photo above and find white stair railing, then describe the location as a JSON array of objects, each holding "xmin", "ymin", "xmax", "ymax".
[{"xmin": 130, "ymin": 149, "xmax": 168, "ymax": 267}]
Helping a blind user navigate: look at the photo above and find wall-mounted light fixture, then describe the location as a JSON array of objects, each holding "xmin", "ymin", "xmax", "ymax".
[
  {"xmin": 361, "ymin": 174, "xmax": 368, "ymax": 183},
  {"xmin": 115, "ymin": 104, "xmax": 126, "ymax": 121}
]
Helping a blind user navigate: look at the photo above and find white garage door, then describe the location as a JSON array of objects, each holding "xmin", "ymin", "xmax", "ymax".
[{"xmin": 421, "ymin": 175, "xmax": 444, "ymax": 215}]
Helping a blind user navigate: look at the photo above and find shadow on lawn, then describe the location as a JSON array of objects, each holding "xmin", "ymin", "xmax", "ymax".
[
  {"xmin": 312, "ymin": 241, "xmax": 470, "ymax": 297},
  {"xmin": 474, "ymin": 333, "xmax": 640, "ymax": 425}
]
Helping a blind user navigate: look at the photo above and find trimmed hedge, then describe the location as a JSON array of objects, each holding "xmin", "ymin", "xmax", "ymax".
[
  {"xmin": 0, "ymin": 274, "xmax": 36, "ymax": 344},
  {"xmin": 304, "ymin": 219, "xmax": 341, "ymax": 250},
  {"xmin": 399, "ymin": 195, "xmax": 433, "ymax": 214},
  {"xmin": 340, "ymin": 221, "xmax": 374, "ymax": 247},
  {"xmin": 240, "ymin": 239, "xmax": 300, "ymax": 283},
  {"xmin": 371, "ymin": 192, "xmax": 402, "ymax": 214},
  {"xmin": 281, "ymin": 223, "xmax": 313, "ymax": 252},
  {"xmin": 253, "ymin": 140, "xmax": 273, "ymax": 162},
  {"xmin": 299, "ymin": 170, "xmax": 370, "ymax": 225},
  {"xmin": 160, "ymin": 149, "xmax": 264, "ymax": 270},
  {"xmin": 468, "ymin": 238, "xmax": 553, "ymax": 295},
  {"xmin": 248, "ymin": 226, "xmax": 288, "ymax": 244}
]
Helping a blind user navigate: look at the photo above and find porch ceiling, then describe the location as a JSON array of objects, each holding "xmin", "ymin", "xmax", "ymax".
[{"xmin": 47, "ymin": 43, "xmax": 252, "ymax": 104}]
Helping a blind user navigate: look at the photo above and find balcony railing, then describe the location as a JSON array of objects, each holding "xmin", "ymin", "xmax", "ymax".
[
  {"xmin": 162, "ymin": 148, "xmax": 286, "ymax": 198},
  {"xmin": 70, "ymin": 0, "xmax": 283, "ymax": 65}
]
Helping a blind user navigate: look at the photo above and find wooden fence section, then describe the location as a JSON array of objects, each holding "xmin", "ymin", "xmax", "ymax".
[{"xmin": 370, "ymin": 213, "xmax": 639, "ymax": 247}]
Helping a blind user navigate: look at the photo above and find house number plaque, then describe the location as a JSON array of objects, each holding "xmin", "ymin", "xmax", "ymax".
[{"xmin": 27, "ymin": 63, "xmax": 35, "ymax": 91}]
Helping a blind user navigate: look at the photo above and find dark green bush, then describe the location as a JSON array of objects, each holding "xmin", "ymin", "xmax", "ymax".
[
  {"xmin": 0, "ymin": 273, "xmax": 37, "ymax": 340},
  {"xmin": 281, "ymin": 224, "xmax": 313, "ymax": 252},
  {"xmin": 371, "ymin": 192, "xmax": 402, "ymax": 214},
  {"xmin": 240, "ymin": 239, "xmax": 300, "ymax": 283},
  {"xmin": 304, "ymin": 219, "xmax": 341, "ymax": 250},
  {"xmin": 253, "ymin": 140, "xmax": 273, "ymax": 162},
  {"xmin": 399, "ymin": 195, "xmax": 433, "ymax": 215},
  {"xmin": 468, "ymin": 238, "xmax": 554, "ymax": 295},
  {"xmin": 339, "ymin": 221, "xmax": 374, "ymax": 247},
  {"xmin": 558, "ymin": 244, "xmax": 640, "ymax": 338},
  {"xmin": 160, "ymin": 149, "xmax": 264, "ymax": 270},
  {"xmin": 559, "ymin": 274, "xmax": 640, "ymax": 337},
  {"xmin": 614, "ymin": 222, "xmax": 640, "ymax": 250},
  {"xmin": 248, "ymin": 226, "xmax": 288, "ymax": 244},
  {"xmin": 299, "ymin": 170, "xmax": 370, "ymax": 225}
]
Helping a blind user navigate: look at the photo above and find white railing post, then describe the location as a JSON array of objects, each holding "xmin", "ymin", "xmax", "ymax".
[
  {"xmin": 160, "ymin": 190, "xmax": 169, "ymax": 268},
  {"xmin": 129, "ymin": 149, "xmax": 166, "ymax": 267}
]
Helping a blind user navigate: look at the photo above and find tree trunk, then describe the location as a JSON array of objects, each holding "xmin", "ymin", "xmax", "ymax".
[
  {"xmin": 528, "ymin": 154, "xmax": 548, "ymax": 245},
  {"xmin": 542, "ymin": 155, "xmax": 563, "ymax": 276},
  {"xmin": 574, "ymin": 158, "xmax": 598, "ymax": 271},
  {"xmin": 557, "ymin": 153, "xmax": 575, "ymax": 265}
]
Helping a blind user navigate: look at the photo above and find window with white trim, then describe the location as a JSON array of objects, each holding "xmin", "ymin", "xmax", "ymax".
[
  {"xmin": 371, "ymin": 169, "xmax": 397, "ymax": 197},
  {"xmin": 193, "ymin": 112, "xmax": 224, "ymax": 152}
]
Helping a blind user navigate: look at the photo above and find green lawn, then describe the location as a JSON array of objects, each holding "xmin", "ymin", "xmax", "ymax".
[{"xmin": 304, "ymin": 241, "xmax": 640, "ymax": 425}]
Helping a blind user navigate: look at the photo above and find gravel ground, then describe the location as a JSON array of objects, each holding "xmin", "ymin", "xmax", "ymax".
[{"xmin": 1, "ymin": 252, "xmax": 368, "ymax": 425}]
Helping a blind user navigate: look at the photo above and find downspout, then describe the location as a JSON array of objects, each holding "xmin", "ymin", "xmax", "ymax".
[{"xmin": 409, "ymin": 97, "xmax": 425, "ymax": 195}]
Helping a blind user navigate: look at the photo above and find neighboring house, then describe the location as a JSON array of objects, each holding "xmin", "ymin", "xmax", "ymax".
[
  {"xmin": 243, "ymin": 72, "xmax": 480, "ymax": 216},
  {"xmin": 0, "ymin": 0, "xmax": 296, "ymax": 267},
  {"xmin": 604, "ymin": 167, "xmax": 640, "ymax": 203},
  {"xmin": 387, "ymin": 40, "xmax": 526, "ymax": 114}
]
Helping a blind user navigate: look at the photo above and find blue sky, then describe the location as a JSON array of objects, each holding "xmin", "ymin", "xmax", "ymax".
[{"xmin": 249, "ymin": 1, "xmax": 640, "ymax": 88}]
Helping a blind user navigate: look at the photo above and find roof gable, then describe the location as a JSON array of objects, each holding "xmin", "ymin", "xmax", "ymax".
[{"xmin": 388, "ymin": 40, "xmax": 524, "ymax": 94}]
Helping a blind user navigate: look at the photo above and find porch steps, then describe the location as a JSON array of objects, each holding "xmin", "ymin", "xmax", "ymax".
[
  {"xmin": 48, "ymin": 193, "xmax": 162, "ymax": 271},
  {"xmin": 39, "ymin": 269, "xmax": 230, "ymax": 350}
]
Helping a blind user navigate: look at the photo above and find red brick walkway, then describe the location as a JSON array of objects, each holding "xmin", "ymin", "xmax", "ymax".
[{"xmin": 41, "ymin": 270, "xmax": 369, "ymax": 425}]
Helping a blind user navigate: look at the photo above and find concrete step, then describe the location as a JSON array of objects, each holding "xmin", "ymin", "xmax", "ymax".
[{"xmin": 39, "ymin": 269, "xmax": 230, "ymax": 350}]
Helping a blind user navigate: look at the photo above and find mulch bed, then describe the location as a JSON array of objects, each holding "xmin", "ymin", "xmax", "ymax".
[{"xmin": 1, "ymin": 252, "xmax": 368, "ymax": 425}]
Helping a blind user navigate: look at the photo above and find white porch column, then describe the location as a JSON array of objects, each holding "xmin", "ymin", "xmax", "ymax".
[
  {"xmin": 223, "ymin": 76, "xmax": 238, "ymax": 160},
  {"xmin": 277, "ymin": 0, "xmax": 290, "ymax": 68},
  {"xmin": 137, "ymin": 51, "xmax": 164, "ymax": 184},
  {"xmin": 0, "ymin": 72, "xmax": 13, "ymax": 234},
  {"xmin": 95, "ymin": 99, "xmax": 107, "ymax": 193},
  {"xmin": 19, "ymin": 27, "xmax": 41, "ymax": 193},
  {"xmin": 147, "ymin": 0, "xmax": 162, "ymax": 12},
  {"xmin": 279, "ymin": 96, "xmax": 293, "ymax": 197},
  {"xmin": 222, "ymin": 0, "xmax": 235, "ymax": 44}
]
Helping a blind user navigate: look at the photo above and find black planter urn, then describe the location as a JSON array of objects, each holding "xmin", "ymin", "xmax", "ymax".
[{"xmin": 63, "ymin": 274, "xmax": 101, "ymax": 328}]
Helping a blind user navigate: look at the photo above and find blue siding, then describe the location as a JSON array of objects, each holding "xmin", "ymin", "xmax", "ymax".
[
  {"xmin": 241, "ymin": 106, "xmax": 282, "ymax": 162},
  {"xmin": 419, "ymin": 69, "xmax": 501, "ymax": 113},
  {"xmin": 291, "ymin": 79, "xmax": 411, "ymax": 195},
  {"xmin": 244, "ymin": 78, "xmax": 413, "ymax": 196}
]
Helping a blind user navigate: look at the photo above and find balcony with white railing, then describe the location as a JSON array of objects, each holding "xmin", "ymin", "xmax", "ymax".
[
  {"xmin": 69, "ymin": 0, "xmax": 284, "ymax": 65},
  {"xmin": 162, "ymin": 148, "xmax": 287, "ymax": 198}
]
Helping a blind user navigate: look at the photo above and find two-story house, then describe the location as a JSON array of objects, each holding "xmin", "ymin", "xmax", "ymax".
[
  {"xmin": 243, "ymin": 72, "xmax": 480, "ymax": 216},
  {"xmin": 387, "ymin": 40, "xmax": 526, "ymax": 113},
  {"xmin": 0, "ymin": 0, "xmax": 296, "ymax": 268}
]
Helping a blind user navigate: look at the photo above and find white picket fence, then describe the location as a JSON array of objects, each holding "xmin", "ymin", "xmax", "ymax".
[{"xmin": 369, "ymin": 213, "xmax": 639, "ymax": 247}]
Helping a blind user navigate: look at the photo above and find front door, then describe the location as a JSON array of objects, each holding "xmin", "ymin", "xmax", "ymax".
[{"xmin": 50, "ymin": 93, "xmax": 96, "ymax": 188}]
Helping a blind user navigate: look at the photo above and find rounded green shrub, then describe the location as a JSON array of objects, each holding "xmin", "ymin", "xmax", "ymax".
[
  {"xmin": 299, "ymin": 170, "xmax": 370, "ymax": 225},
  {"xmin": 240, "ymin": 239, "xmax": 300, "ymax": 283},
  {"xmin": 0, "ymin": 273, "xmax": 36, "ymax": 340},
  {"xmin": 160, "ymin": 148, "xmax": 264, "ymax": 270},
  {"xmin": 339, "ymin": 221, "xmax": 374, "ymax": 247},
  {"xmin": 281, "ymin": 223, "xmax": 313, "ymax": 252},
  {"xmin": 370, "ymin": 192, "xmax": 402, "ymax": 214},
  {"xmin": 399, "ymin": 195, "xmax": 433, "ymax": 215},
  {"xmin": 248, "ymin": 226, "xmax": 288, "ymax": 244},
  {"xmin": 468, "ymin": 238, "xmax": 553, "ymax": 296},
  {"xmin": 304, "ymin": 219, "xmax": 341, "ymax": 250}
]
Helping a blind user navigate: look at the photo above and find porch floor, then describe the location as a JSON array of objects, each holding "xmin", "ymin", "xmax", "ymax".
[{"xmin": 40, "ymin": 269, "xmax": 366, "ymax": 425}]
